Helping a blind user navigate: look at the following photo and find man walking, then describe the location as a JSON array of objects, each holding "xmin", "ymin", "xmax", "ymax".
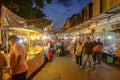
[{"xmin": 83, "ymin": 37, "xmax": 93, "ymax": 70}]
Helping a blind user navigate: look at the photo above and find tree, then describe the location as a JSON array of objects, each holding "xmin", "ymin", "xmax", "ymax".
[{"xmin": 0, "ymin": 0, "xmax": 51, "ymax": 19}]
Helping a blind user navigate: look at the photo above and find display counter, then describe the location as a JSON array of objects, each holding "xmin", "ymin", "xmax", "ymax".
[
  {"xmin": 27, "ymin": 46, "xmax": 44, "ymax": 60},
  {"xmin": 102, "ymin": 46, "xmax": 120, "ymax": 65},
  {"xmin": 102, "ymin": 50, "xmax": 113, "ymax": 63},
  {"xmin": 26, "ymin": 46, "xmax": 45, "ymax": 78}
]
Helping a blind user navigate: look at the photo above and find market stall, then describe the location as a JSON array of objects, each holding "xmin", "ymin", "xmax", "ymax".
[
  {"xmin": 26, "ymin": 47, "xmax": 45, "ymax": 78},
  {"xmin": 0, "ymin": 5, "xmax": 53, "ymax": 79},
  {"xmin": 7, "ymin": 28, "xmax": 45, "ymax": 78},
  {"xmin": 109, "ymin": 24, "xmax": 120, "ymax": 65},
  {"xmin": 91, "ymin": 24, "xmax": 120, "ymax": 65}
]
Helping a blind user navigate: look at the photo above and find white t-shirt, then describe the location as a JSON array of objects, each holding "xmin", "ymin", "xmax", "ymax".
[{"xmin": 10, "ymin": 42, "xmax": 28, "ymax": 74}]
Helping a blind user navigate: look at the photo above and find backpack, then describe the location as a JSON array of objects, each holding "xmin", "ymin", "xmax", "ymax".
[{"xmin": 84, "ymin": 42, "xmax": 93, "ymax": 54}]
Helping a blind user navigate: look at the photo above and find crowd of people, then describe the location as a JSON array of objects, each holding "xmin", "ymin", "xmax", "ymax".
[
  {"xmin": 75, "ymin": 37, "xmax": 103, "ymax": 70},
  {"xmin": 0, "ymin": 35, "xmax": 104, "ymax": 80},
  {"xmin": 53, "ymin": 36, "xmax": 104, "ymax": 71}
]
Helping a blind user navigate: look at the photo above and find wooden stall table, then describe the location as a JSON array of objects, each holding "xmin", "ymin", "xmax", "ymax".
[{"xmin": 26, "ymin": 50, "xmax": 45, "ymax": 79}]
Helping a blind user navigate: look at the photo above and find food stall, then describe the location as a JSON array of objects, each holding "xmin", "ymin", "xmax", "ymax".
[
  {"xmin": 92, "ymin": 24, "xmax": 120, "ymax": 64},
  {"xmin": 26, "ymin": 46, "xmax": 45, "ymax": 78},
  {"xmin": 0, "ymin": 5, "xmax": 52, "ymax": 79},
  {"xmin": 110, "ymin": 24, "xmax": 120, "ymax": 65},
  {"xmin": 7, "ymin": 28, "xmax": 45, "ymax": 78}
]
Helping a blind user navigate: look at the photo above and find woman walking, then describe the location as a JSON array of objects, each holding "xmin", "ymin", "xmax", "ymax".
[{"xmin": 75, "ymin": 41, "xmax": 83, "ymax": 68}]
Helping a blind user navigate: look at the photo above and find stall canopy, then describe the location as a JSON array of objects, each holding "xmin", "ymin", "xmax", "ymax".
[
  {"xmin": 1, "ymin": 5, "xmax": 26, "ymax": 27},
  {"xmin": 26, "ymin": 18, "xmax": 53, "ymax": 30},
  {"xmin": 0, "ymin": 5, "xmax": 53, "ymax": 33},
  {"xmin": 8, "ymin": 28, "xmax": 40, "ymax": 37}
]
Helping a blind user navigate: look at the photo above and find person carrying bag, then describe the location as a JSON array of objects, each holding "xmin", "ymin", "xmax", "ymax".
[{"xmin": 75, "ymin": 41, "xmax": 83, "ymax": 68}]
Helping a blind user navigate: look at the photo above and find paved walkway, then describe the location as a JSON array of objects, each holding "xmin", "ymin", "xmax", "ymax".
[{"xmin": 31, "ymin": 53, "xmax": 120, "ymax": 80}]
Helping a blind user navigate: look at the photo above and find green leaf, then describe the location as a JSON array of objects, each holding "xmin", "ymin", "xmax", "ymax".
[{"xmin": 0, "ymin": 0, "xmax": 51, "ymax": 19}]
